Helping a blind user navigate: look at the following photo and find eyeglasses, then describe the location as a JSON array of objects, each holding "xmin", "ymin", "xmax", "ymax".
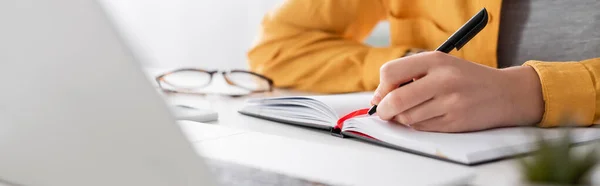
[{"xmin": 155, "ymin": 68, "xmax": 274, "ymax": 97}]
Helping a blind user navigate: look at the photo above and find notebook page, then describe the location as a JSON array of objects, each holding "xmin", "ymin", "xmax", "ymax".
[
  {"xmin": 240, "ymin": 92, "xmax": 373, "ymax": 128},
  {"xmin": 245, "ymin": 97, "xmax": 338, "ymax": 121},
  {"xmin": 250, "ymin": 105, "xmax": 331, "ymax": 123},
  {"xmin": 342, "ymin": 116, "xmax": 600, "ymax": 164},
  {"xmin": 239, "ymin": 105, "xmax": 332, "ymax": 128},
  {"xmin": 308, "ymin": 92, "xmax": 373, "ymax": 118}
]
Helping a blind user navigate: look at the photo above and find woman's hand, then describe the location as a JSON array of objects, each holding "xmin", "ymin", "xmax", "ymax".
[{"xmin": 371, "ymin": 51, "xmax": 544, "ymax": 132}]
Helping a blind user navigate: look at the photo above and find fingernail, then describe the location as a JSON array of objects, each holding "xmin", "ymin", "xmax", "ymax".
[{"xmin": 371, "ymin": 94, "xmax": 382, "ymax": 105}]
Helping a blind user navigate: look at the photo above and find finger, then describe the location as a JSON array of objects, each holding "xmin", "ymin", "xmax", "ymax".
[
  {"xmin": 373, "ymin": 52, "xmax": 442, "ymax": 105},
  {"xmin": 371, "ymin": 85, "xmax": 382, "ymax": 105},
  {"xmin": 393, "ymin": 98, "xmax": 446, "ymax": 125},
  {"xmin": 372, "ymin": 79, "xmax": 413, "ymax": 106},
  {"xmin": 409, "ymin": 116, "xmax": 449, "ymax": 132},
  {"xmin": 377, "ymin": 74, "xmax": 440, "ymax": 120}
]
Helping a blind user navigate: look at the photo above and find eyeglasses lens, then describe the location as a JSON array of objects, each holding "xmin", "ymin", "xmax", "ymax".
[
  {"xmin": 225, "ymin": 72, "xmax": 271, "ymax": 91},
  {"xmin": 160, "ymin": 70, "xmax": 212, "ymax": 90}
]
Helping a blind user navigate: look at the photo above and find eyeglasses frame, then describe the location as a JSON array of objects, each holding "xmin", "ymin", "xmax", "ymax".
[{"xmin": 155, "ymin": 68, "xmax": 274, "ymax": 96}]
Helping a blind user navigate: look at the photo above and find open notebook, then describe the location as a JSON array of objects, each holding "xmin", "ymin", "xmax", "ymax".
[{"xmin": 239, "ymin": 93, "xmax": 600, "ymax": 165}]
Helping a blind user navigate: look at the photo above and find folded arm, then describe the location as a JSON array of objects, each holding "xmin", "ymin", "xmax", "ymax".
[{"xmin": 248, "ymin": 0, "xmax": 409, "ymax": 93}]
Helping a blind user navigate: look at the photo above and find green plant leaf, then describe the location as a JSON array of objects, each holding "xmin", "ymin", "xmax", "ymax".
[{"xmin": 519, "ymin": 127, "xmax": 599, "ymax": 185}]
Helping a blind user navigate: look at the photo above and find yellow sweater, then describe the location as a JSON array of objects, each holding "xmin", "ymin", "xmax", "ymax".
[{"xmin": 247, "ymin": 0, "xmax": 600, "ymax": 127}]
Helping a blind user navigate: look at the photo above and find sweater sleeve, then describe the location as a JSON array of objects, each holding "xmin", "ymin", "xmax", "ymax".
[
  {"xmin": 247, "ymin": 0, "xmax": 409, "ymax": 93},
  {"xmin": 524, "ymin": 57, "xmax": 600, "ymax": 127}
]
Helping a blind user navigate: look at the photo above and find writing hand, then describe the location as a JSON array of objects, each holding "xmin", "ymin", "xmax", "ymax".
[{"xmin": 371, "ymin": 51, "xmax": 544, "ymax": 132}]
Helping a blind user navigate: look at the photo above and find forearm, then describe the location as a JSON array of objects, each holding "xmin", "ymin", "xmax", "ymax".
[
  {"xmin": 248, "ymin": 34, "xmax": 408, "ymax": 93},
  {"xmin": 247, "ymin": 0, "xmax": 392, "ymax": 93}
]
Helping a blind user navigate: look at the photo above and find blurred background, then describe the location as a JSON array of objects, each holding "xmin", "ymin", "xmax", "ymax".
[{"xmin": 101, "ymin": 0, "xmax": 390, "ymax": 70}]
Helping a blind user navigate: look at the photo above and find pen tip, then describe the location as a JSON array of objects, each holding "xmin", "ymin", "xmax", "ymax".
[{"xmin": 367, "ymin": 105, "xmax": 377, "ymax": 115}]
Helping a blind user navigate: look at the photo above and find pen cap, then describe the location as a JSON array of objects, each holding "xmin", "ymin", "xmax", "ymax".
[
  {"xmin": 435, "ymin": 8, "xmax": 488, "ymax": 52},
  {"xmin": 454, "ymin": 8, "xmax": 488, "ymax": 50}
]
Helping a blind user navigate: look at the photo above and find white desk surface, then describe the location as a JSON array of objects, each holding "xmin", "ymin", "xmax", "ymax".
[
  {"xmin": 141, "ymin": 65, "xmax": 600, "ymax": 185},
  {"xmin": 163, "ymin": 90, "xmax": 600, "ymax": 186}
]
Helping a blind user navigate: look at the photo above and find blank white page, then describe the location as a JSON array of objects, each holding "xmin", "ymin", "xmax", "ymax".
[{"xmin": 343, "ymin": 116, "xmax": 600, "ymax": 164}]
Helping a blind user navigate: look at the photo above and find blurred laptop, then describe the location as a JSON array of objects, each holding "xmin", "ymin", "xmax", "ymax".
[{"xmin": 0, "ymin": 0, "xmax": 320, "ymax": 186}]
